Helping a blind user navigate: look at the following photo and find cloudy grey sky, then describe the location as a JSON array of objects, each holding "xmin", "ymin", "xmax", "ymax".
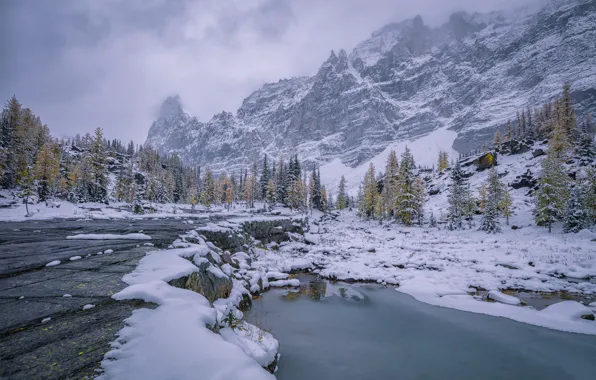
[{"xmin": 1, "ymin": 0, "xmax": 540, "ymax": 143}]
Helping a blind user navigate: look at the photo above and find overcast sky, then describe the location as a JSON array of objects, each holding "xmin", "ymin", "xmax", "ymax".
[{"xmin": 0, "ymin": 0, "xmax": 540, "ymax": 143}]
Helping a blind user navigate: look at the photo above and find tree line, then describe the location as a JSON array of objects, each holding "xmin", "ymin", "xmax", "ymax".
[
  {"xmin": 0, "ymin": 96, "xmax": 332, "ymax": 215},
  {"xmin": 353, "ymin": 83, "xmax": 595, "ymax": 234}
]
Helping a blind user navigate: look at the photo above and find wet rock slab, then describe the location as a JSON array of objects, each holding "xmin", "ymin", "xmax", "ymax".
[{"xmin": 0, "ymin": 218, "xmax": 200, "ymax": 380}]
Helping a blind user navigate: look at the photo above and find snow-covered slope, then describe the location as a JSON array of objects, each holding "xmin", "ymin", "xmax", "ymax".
[{"xmin": 146, "ymin": 0, "xmax": 596, "ymax": 176}]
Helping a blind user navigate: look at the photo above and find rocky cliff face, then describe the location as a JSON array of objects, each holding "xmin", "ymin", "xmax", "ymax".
[{"xmin": 146, "ymin": 0, "xmax": 596, "ymax": 172}]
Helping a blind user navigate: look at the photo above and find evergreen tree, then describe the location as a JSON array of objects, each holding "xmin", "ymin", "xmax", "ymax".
[
  {"xmin": 493, "ymin": 131, "xmax": 502, "ymax": 150},
  {"xmin": 89, "ymin": 128, "xmax": 109, "ymax": 203},
  {"xmin": 500, "ymin": 186, "xmax": 513, "ymax": 226},
  {"xmin": 276, "ymin": 159, "xmax": 287, "ymax": 205},
  {"xmin": 585, "ymin": 168, "xmax": 596, "ymax": 224},
  {"xmin": 360, "ymin": 163, "xmax": 378, "ymax": 219},
  {"xmin": 560, "ymin": 82, "xmax": 577, "ymax": 143},
  {"xmin": 33, "ymin": 142, "xmax": 60, "ymax": 202},
  {"xmin": 200, "ymin": 169, "xmax": 215, "ymax": 207},
  {"xmin": 479, "ymin": 167, "xmax": 503, "ymax": 233},
  {"xmin": 381, "ymin": 150, "xmax": 399, "ymax": 217},
  {"xmin": 563, "ymin": 185, "xmax": 588, "ymax": 233},
  {"xmin": 132, "ymin": 176, "xmax": 145, "ymax": 214},
  {"xmin": 18, "ymin": 166, "xmax": 36, "ymax": 216},
  {"xmin": 336, "ymin": 175, "xmax": 348, "ymax": 210},
  {"xmin": 225, "ymin": 177, "xmax": 234, "ymax": 211},
  {"xmin": 266, "ymin": 179, "xmax": 276, "ymax": 209},
  {"xmin": 477, "ymin": 183, "xmax": 488, "ymax": 213},
  {"xmin": 321, "ymin": 186, "xmax": 328, "ymax": 213},
  {"xmin": 504, "ymin": 120, "xmax": 513, "ymax": 142},
  {"xmin": 576, "ymin": 126, "xmax": 595, "ymax": 166},
  {"xmin": 526, "ymin": 107, "xmax": 535, "ymax": 139},
  {"xmin": 535, "ymin": 152, "xmax": 569, "ymax": 232},
  {"xmin": 412, "ymin": 177, "xmax": 426, "ymax": 225},
  {"xmin": 447, "ymin": 160, "xmax": 468, "ymax": 230},
  {"xmin": 550, "ymin": 120, "xmax": 570, "ymax": 160},
  {"xmin": 429, "ymin": 212, "xmax": 437, "ymax": 228},
  {"xmin": 396, "ymin": 147, "xmax": 417, "ymax": 225},
  {"xmin": 310, "ymin": 168, "xmax": 322, "ymax": 210},
  {"xmin": 437, "ymin": 151, "xmax": 449, "ymax": 172},
  {"xmin": 260, "ymin": 155, "xmax": 270, "ymax": 200},
  {"xmin": 0, "ymin": 96, "xmax": 22, "ymax": 188}
]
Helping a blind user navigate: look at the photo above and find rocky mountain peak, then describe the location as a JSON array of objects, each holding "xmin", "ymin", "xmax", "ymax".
[{"xmin": 158, "ymin": 95, "xmax": 184, "ymax": 120}]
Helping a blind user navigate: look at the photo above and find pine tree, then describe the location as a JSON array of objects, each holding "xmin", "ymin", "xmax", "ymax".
[
  {"xmin": 535, "ymin": 152, "xmax": 569, "ymax": 232},
  {"xmin": 526, "ymin": 107, "xmax": 535, "ymax": 139},
  {"xmin": 500, "ymin": 186, "xmax": 513, "ymax": 226},
  {"xmin": 336, "ymin": 175, "xmax": 348, "ymax": 210},
  {"xmin": 310, "ymin": 168, "xmax": 322, "ymax": 210},
  {"xmin": 1, "ymin": 96, "xmax": 22, "ymax": 188},
  {"xmin": 446, "ymin": 160, "xmax": 468, "ymax": 230},
  {"xmin": 437, "ymin": 151, "xmax": 449, "ymax": 172},
  {"xmin": 585, "ymin": 168, "xmax": 596, "ymax": 224},
  {"xmin": 493, "ymin": 131, "xmax": 502, "ymax": 150},
  {"xmin": 244, "ymin": 172, "xmax": 256, "ymax": 209},
  {"xmin": 89, "ymin": 128, "xmax": 109, "ymax": 203},
  {"xmin": 360, "ymin": 163, "xmax": 378, "ymax": 219},
  {"xmin": 477, "ymin": 183, "xmax": 488, "ymax": 213},
  {"xmin": 396, "ymin": 147, "xmax": 417, "ymax": 225},
  {"xmin": 479, "ymin": 166, "xmax": 503, "ymax": 233},
  {"xmin": 576, "ymin": 119, "xmax": 595, "ymax": 166},
  {"xmin": 33, "ymin": 142, "xmax": 60, "ymax": 202},
  {"xmin": 412, "ymin": 176, "xmax": 426, "ymax": 225},
  {"xmin": 326, "ymin": 188, "xmax": 334, "ymax": 211},
  {"xmin": 560, "ymin": 82, "xmax": 577, "ymax": 144},
  {"xmin": 550, "ymin": 120, "xmax": 570, "ymax": 160},
  {"xmin": 276, "ymin": 159, "xmax": 287, "ymax": 205},
  {"xmin": 200, "ymin": 169, "xmax": 215, "ymax": 207},
  {"xmin": 381, "ymin": 150, "xmax": 399, "ymax": 217},
  {"xmin": 266, "ymin": 179, "xmax": 276, "ymax": 209},
  {"xmin": 225, "ymin": 179, "xmax": 234, "ymax": 211},
  {"xmin": 132, "ymin": 176, "xmax": 145, "ymax": 215},
  {"xmin": 18, "ymin": 166, "xmax": 36, "ymax": 216},
  {"xmin": 429, "ymin": 212, "xmax": 437, "ymax": 228},
  {"xmin": 563, "ymin": 185, "xmax": 588, "ymax": 233},
  {"xmin": 260, "ymin": 155, "xmax": 270, "ymax": 200},
  {"xmin": 504, "ymin": 120, "xmax": 513, "ymax": 142},
  {"xmin": 321, "ymin": 186, "xmax": 328, "ymax": 213}
]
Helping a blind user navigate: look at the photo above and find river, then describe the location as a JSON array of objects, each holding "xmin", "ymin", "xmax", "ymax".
[{"xmin": 245, "ymin": 275, "xmax": 596, "ymax": 380}]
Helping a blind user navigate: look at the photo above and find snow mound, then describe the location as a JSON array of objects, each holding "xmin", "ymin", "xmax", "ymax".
[
  {"xmin": 269, "ymin": 279, "xmax": 300, "ymax": 288},
  {"xmin": 540, "ymin": 301, "xmax": 595, "ymax": 320},
  {"xmin": 487, "ymin": 290, "xmax": 521, "ymax": 305}
]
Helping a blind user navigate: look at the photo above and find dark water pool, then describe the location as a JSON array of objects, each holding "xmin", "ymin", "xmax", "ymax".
[{"xmin": 245, "ymin": 275, "xmax": 596, "ymax": 380}]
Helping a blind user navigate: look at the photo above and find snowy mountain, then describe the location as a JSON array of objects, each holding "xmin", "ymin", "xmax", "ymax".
[{"xmin": 146, "ymin": 0, "xmax": 596, "ymax": 181}]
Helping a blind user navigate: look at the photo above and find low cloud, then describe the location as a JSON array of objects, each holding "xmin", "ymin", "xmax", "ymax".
[{"xmin": 0, "ymin": 0, "xmax": 542, "ymax": 143}]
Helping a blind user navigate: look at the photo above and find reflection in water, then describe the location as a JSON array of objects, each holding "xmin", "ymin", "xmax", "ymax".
[{"xmin": 281, "ymin": 275, "xmax": 364, "ymax": 302}]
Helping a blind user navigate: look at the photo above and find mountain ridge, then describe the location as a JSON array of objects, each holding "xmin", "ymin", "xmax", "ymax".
[{"xmin": 146, "ymin": 0, "xmax": 596, "ymax": 174}]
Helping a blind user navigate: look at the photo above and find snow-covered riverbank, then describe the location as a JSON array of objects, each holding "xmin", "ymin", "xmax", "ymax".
[{"xmin": 251, "ymin": 212, "xmax": 596, "ymax": 335}]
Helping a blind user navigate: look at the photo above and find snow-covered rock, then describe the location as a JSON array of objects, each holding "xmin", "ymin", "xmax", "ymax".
[
  {"xmin": 487, "ymin": 290, "xmax": 521, "ymax": 306},
  {"xmin": 541, "ymin": 301, "xmax": 595, "ymax": 321}
]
